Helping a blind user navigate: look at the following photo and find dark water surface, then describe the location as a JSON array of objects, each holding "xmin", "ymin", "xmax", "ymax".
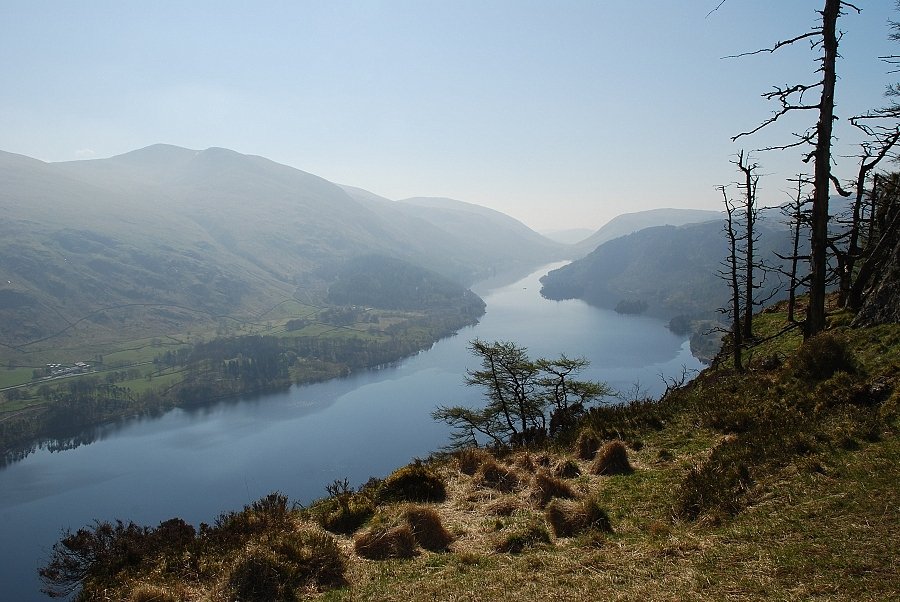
[{"xmin": 0, "ymin": 263, "xmax": 702, "ymax": 600}]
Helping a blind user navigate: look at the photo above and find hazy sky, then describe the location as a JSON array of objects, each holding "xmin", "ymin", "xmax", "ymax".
[{"xmin": 1, "ymin": 1, "xmax": 897, "ymax": 230}]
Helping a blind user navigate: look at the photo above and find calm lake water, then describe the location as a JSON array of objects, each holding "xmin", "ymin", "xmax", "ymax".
[{"xmin": 0, "ymin": 263, "xmax": 702, "ymax": 600}]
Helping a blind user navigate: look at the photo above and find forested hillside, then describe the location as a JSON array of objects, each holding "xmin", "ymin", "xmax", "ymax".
[{"xmin": 540, "ymin": 213, "xmax": 796, "ymax": 322}]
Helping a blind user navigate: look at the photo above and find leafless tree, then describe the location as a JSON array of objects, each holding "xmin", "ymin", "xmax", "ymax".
[
  {"xmin": 733, "ymin": 151, "xmax": 761, "ymax": 340},
  {"xmin": 776, "ymin": 175, "xmax": 813, "ymax": 323},
  {"xmin": 726, "ymin": 0, "xmax": 861, "ymax": 338},
  {"xmin": 718, "ymin": 185, "xmax": 744, "ymax": 372}
]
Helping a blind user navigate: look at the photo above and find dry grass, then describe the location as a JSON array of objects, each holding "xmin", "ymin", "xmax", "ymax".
[
  {"xmin": 575, "ymin": 430, "xmax": 600, "ymax": 460},
  {"xmin": 590, "ymin": 440, "xmax": 634, "ymax": 475},
  {"xmin": 529, "ymin": 470, "xmax": 577, "ymax": 507},
  {"xmin": 474, "ymin": 457, "xmax": 522, "ymax": 492},
  {"xmin": 353, "ymin": 524, "xmax": 418, "ymax": 560},
  {"xmin": 403, "ymin": 505, "xmax": 454, "ymax": 551},
  {"xmin": 456, "ymin": 447, "xmax": 491, "ymax": 475},
  {"xmin": 545, "ymin": 498, "xmax": 612, "ymax": 537}
]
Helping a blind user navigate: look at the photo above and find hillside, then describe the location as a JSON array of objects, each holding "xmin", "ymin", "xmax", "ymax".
[
  {"xmin": 39, "ymin": 302, "xmax": 900, "ymax": 601},
  {"xmin": 341, "ymin": 188, "xmax": 567, "ymax": 279},
  {"xmin": 572, "ymin": 208, "xmax": 722, "ymax": 257},
  {"xmin": 0, "ymin": 146, "xmax": 560, "ymax": 356},
  {"xmin": 540, "ymin": 214, "xmax": 797, "ymax": 322}
]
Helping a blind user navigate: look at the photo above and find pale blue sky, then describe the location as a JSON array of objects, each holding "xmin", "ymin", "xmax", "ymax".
[{"xmin": 1, "ymin": 1, "xmax": 897, "ymax": 230}]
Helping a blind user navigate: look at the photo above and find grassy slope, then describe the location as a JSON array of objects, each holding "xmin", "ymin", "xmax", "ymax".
[
  {"xmin": 321, "ymin": 310, "xmax": 898, "ymax": 601},
  {"xmin": 46, "ymin": 302, "xmax": 899, "ymax": 601}
]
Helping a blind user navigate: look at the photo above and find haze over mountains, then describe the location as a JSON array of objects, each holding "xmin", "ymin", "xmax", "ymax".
[
  {"xmin": 0, "ymin": 143, "xmax": 750, "ymax": 357},
  {"xmin": 570, "ymin": 208, "xmax": 722, "ymax": 257},
  {"xmin": 0, "ymin": 145, "xmax": 565, "ymax": 350}
]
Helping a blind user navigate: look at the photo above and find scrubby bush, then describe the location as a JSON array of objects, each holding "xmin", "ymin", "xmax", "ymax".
[
  {"xmin": 313, "ymin": 478, "xmax": 374, "ymax": 535},
  {"xmin": 39, "ymin": 518, "xmax": 197, "ymax": 598},
  {"xmin": 583, "ymin": 398, "xmax": 668, "ymax": 444},
  {"xmin": 790, "ymin": 332, "xmax": 856, "ymax": 381},
  {"xmin": 212, "ymin": 492, "xmax": 293, "ymax": 544},
  {"xmin": 228, "ymin": 547, "xmax": 297, "ymax": 602},
  {"xmin": 317, "ymin": 498, "xmax": 374, "ymax": 535},
  {"xmin": 404, "ymin": 506, "xmax": 454, "ymax": 551},
  {"xmin": 545, "ymin": 498, "xmax": 612, "ymax": 537},
  {"xmin": 378, "ymin": 460, "xmax": 446, "ymax": 503},
  {"xmin": 354, "ymin": 524, "xmax": 418, "ymax": 560},
  {"xmin": 530, "ymin": 471, "xmax": 577, "ymax": 507},
  {"xmin": 227, "ymin": 529, "xmax": 347, "ymax": 600},
  {"xmin": 590, "ymin": 440, "xmax": 633, "ymax": 475},
  {"xmin": 676, "ymin": 448, "xmax": 752, "ymax": 520}
]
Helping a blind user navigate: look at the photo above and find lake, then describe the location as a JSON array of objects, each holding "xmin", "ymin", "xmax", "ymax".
[{"xmin": 0, "ymin": 263, "xmax": 702, "ymax": 600}]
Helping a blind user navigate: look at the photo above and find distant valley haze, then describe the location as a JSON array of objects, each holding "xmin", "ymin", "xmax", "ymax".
[{"xmin": 1, "ymin": 2, "xmax": 896, "ymax": 230}]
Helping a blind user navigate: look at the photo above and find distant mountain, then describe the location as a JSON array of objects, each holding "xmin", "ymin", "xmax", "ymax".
[
  {"xmin": 0, "ymin": 145, "xmax": 560, "ymax": 351},
  {"xmin": 397, "ymin": 196, "xmax": 564, "ymax": 266},
  {"xmin": 340, "ymin": 189, "xmax": 566, "ymax": 281},
  {"xmin": 572, "ymin": 208, "xmax": 722, "ymax": 257},
  {"xmin": 540, "ymin": 228, "xmax": 594, "ymax": 245},
  {"xmin": 540, "ymin": 211, "xmax": 798, "ymax": 321}
]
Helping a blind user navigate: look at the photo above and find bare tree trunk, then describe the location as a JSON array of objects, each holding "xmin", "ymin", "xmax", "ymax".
[
  {"xmin": 737, "ymin": 152, "xmax": 758, "ymax": 340},
  {"xmin": 720, "ymin": 187, "xmax": 743, "ymax": 372},
  {"xmin": 806, "ymin": 0, "xmax": 841, "ymax": 337},
  {"xmin": 787, "ymin": 176, "xmax": 806, "ymax": 323}
]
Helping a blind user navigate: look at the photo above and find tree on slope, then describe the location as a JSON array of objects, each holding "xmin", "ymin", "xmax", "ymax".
[
  {"xmin": 433, "ymin": 340, "xmax": 610, "ymax": 448},
  {"xmin": 725, "ymin": 0, "xmax": 859, "ymax": 337}
]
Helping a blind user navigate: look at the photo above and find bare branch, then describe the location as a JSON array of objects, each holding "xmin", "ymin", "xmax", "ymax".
[
  {"xmin": 723, "ymin": 29, "xmax": 821, "ymax": 60},
  {"xmin": 706, "ymin": 0, "xmax": 727, "ymax": 19},
  {"xmin": 829, "ymin": 174, "xmax": 853, "ymax": 197}
]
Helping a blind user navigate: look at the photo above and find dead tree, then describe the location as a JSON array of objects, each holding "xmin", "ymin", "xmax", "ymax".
[
  {"xmin": 777, "ymin": 175, "xmax": 813, "ymax": 323},
  {"xmin": 734, "ymin": 151, "xmax": 761, "ymax": 340},
  {"xmin": 718, "ymin": 186, "xmax": 744, "ymax": 372},
  {"xmin": 728, "ymin": 0, "xmax": 861, "ymax": 338}
]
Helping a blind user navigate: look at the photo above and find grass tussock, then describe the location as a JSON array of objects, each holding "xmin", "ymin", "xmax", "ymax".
[
  {"xmin": 353, "ymin": 524, "xmax": 418, "ymax": 560},
  {"xmin": 529, "ymin": 470, "xmax": 577, "ymax": 507},
  {"xmin": 553, "ymin": 458, "xmax": 581, "ymax": 478},
  {"xmin": 789, "ymin": 331, "xmax": 857, "ymax": 381},
  {"xmin": 545, "ymin": 498, "xmax": 612, "ymax": 537},
  {"xmin": 590, "ymin": 440, "xmax": 634, "ymax": 475},
  {"xmin": 495, "ymin": 514, "xmax": 552, "ymax": 554},
  {"xmin": 474, "ymin": 457, "xmax": 521, "ymax": 492},
  {"xmin": 378, "ymin": 460, "xmax": 447, "ymax": 503},
  {"xmin": 456, "ymin": 447, "xmax": 491, "ymax": 475},
  {"xmin": 129, "ymin": 584, "xmax": 179, "ymax": 602},
  {"xmin": 574, "ymin": 430, "xmax": 600, "ymax": 460},
  {"xmin": 404, "ymin": 505, "xmax": 454, "ymax": 551}
]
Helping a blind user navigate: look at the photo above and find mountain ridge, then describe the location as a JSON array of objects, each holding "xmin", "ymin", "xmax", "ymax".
[{"xmin": 0, "ymin": 145, "xmax": 560, "ymax": 352}]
